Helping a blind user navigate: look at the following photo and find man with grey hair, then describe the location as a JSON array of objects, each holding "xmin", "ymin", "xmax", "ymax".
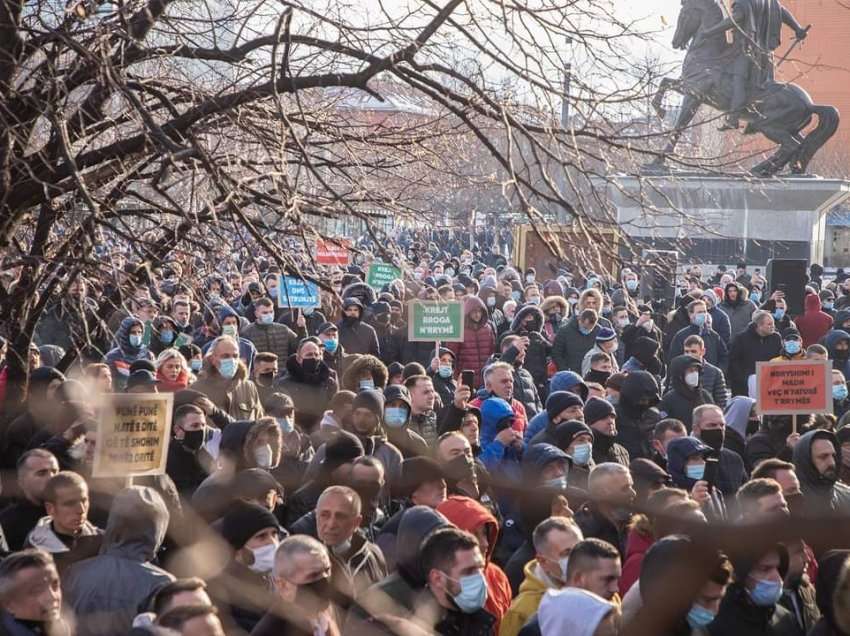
[
  {"xmin": 192, "ymin": 334, "xmax": 263, "ymax": 419},
  {"xmin": 315, "ymin": 486, "xmax": 387, "ymax": 608},
  {"xmin": 500, "ymin": 517, "xmax": 583, "ymax": 636},
  {"xmin": 691, "ymin": 404, "xmax": 747, "ymax": 496},
  {"xmin": 727, "ymin": 309, "xmax": 781, "ymax": 396},
  {"xmin": 574, "ymin": 463, "xmax": 635, "ymax": 559},
  {"xmin": 470, "ymin": 361, "xmax": 529, "ymax": 434},
  {"xmin": 252, "ymin": 535, "xmax": 340, "ymax": 636}
]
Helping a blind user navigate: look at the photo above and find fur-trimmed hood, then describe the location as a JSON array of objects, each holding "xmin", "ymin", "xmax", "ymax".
[{"xmin": 341, "ymin": 354, "xmax": 389, "ymax": 392}]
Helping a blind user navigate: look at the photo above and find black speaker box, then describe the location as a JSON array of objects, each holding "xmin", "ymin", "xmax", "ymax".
[{"xmin": 766, "ymin": 258, "xmax": 807, "ymax": 316}]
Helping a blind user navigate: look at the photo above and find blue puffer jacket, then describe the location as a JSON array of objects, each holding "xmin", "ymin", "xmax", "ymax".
[
  {"xmin": 523, "ymin": 371, "xmax": 588, "ymax": 442},
  {"xmin": 479, "ymin": 397, "xmax": 523, "ymax": 478},
  {"xmin": 104, "ymin": 316, "xmax": 154, "ymax": 389}
]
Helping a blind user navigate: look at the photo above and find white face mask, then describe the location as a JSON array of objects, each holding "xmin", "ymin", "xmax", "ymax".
[
  {"xmin": 249, "ymin": 542, "xmax": 278, "ymax": 573},
  {"xmin": 559, "ymin": 556, "xmax": 570, "ymax": 583},
  {"xmin": 254, "ymin": 444, "xmax": 274, "ymax": 469},
  {"xmin": 642, "ymin": 320, "xmax": 654, "ymax": 332},
  {"xmin": 68, "ymin": 441, "xmax": 87, "ymax": 461},
  {"xmin": 684, "ymin": 371, "xmax": 700, "ymax": 388}
]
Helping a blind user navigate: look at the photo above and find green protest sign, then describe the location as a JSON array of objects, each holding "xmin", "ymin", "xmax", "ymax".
[
  {"xmin": 407, "ymin": 300, "xmax": 464, "ymax": 342},
  {"xmin": 366, "ymin": 262, "xmax": 401, "ymax": 290}
]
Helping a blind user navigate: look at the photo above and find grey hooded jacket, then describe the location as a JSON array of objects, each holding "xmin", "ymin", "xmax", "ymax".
[{"xmin": 64, "ymin": 486, "xmax": 175, "ymax": 636}]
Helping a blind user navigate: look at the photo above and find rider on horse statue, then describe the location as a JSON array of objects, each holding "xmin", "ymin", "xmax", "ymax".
[{"xmin": 696, "ymin": 0, "xmax": 808, "ymax": 131}]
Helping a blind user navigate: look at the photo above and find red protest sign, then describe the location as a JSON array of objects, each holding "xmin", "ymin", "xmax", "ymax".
[
  {"xmin": 316, "ymin": 238, "xmax": 351, "ymax": 266},
  {"xmin": 756, "ymin": 359, "xmax": 832, "ymax": 415}
]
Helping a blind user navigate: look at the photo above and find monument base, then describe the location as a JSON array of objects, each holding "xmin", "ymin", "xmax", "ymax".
[{"xmin": 604, "ymin": 175, "xmax": 850, "ymax": 266}]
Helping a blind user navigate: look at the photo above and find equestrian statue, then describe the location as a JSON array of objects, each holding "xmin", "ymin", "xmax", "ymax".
[{"xmin": 650, "ymin": 0, "xmax": 839, "ymax": 177}]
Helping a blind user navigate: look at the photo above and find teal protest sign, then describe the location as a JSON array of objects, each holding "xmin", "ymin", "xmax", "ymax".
[
  {"xmin": 407, "ymin": 300, "xmax": 464, "ymax": 342},
  {"xmin": 278, "ymin": 275, "xmax": 320, "ymax": 309},
  {"xmin": 367, "ymin": 262, "xmax": 401, "ymax": 290}
]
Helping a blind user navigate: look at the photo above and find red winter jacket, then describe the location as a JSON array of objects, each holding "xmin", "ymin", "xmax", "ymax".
[
  {"xmin": 449, "ymin": 296, "xmax": 496, "ymax": 387},
  {"xmin": 795, "ymin": 293, "xmax": 833, "ymax": 347},
  {"xmin": 437, "ymin": 496, "xmax": 512, "ymax": 630},
  {"xmin": 619, "ymin": 521, "xmax": 654, "ymax": 596}
]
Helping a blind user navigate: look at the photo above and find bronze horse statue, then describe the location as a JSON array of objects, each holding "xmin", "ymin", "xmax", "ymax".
[{"xmin": 650, "ymin": 0, "xmax": 838, "ymax": 177}]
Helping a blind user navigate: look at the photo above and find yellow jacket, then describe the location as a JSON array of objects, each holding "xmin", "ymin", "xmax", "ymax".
[{"xmin": 499, "ymin": 560, "xmax": 549, "ymax": 636}]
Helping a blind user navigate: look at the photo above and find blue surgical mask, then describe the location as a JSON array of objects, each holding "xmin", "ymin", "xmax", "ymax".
[
  {"xmin": 693, "ymin": 313, "xmax": 706, "ymax": 327},
  {"xmin": 449, "ymin": 571, "xmax": 488, "ymax": 613},
  {"xmin": 218, "ymin": 357, "xmax": 238, "ymax": 379},
  {"xmin": 579, "ymin": 326, "xmax": 592, "ymax": 336},
  {"xmin": 158, "ymin": 330, "xmax": 174, "ymax": 344},
  {"xmin": 750, "ymin": 291, "xmax": 762, "ymax": 304},
  {"xmin": 258, "ymin": 313, "xmax": 274, "ymax": 325},
  {"xmin": 128, "ymin": 334, "xmax": 143, "ymax": 348},
  {"xmin": 323, "ymin": 339, "xmax": 338, "ymax": 353},
  {"xmin": 774, "ymin": 308, "xmax": 786, "ymax": 320},
  {"xmin": 359, "ymin": 379, "xmax": 375, "ymax": 391},
  {"xmin": 527, "ymin": 297, "xmax": 540, "ymax": 305},
  {"xmin": 544, "ymin": 475, "xmax": 568, "ymax": 489},
  {"xmin": 277, "ymin": 417, "xmax": 294, "ymax": 434},
  {"xmin": 748, "ymin": 578, "xmax": 783, "ymax": 607},
  {"xmin": 626, "ymin": 279, "xmax": 638, "ymax": 291},
  {"xmin": 784, "ymin": 340, "xmax": 801, "ymax": 355},
  {"xmin": 834, "ymin": 385, "xmax": 849, "ymax": 401},
  {"xmin": 486, "ymin": 296, "xmax": 496, "ymax": 308},
  {"xmin": 824, "ymin": 301, "xmax": 834, "ymax": 310},
  {"xmin": 686, "ymin": 463, "xmax": 705, "ymax": 481},
  {"xmin": 190, "ymin": 359, "xmax": 203, "ymax": 373},
  {"xmin": 384, "ymin": 407, "xmax": 409, "ymax": 428},
  {"xmin": 438, "ymin": 365, "xmax": 453, "ymax": 379},
  {"xmin": 571, "ymin": 443, "xmax": 592, "ymax": 466},
  {"xmin": 511, "ymin": 291, "xmax": 522, "ymax": 302},
  {"xmin": 687, "ymin": 604, "xmax": 716, "ymax": 629}
]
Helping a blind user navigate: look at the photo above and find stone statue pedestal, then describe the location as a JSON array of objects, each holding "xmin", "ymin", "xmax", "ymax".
[{"xmin": 604, "ymin": 175, "xmax": 850, "ymax": 265}]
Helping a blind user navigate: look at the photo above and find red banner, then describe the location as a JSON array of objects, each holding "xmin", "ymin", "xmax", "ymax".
[
  {"xmin": 316, "ymin": 238, "xmax": 351, "ymax": 266},
  {"xmin": 756, "ymin": 359, "xmax": 833, "ymax": 415}
]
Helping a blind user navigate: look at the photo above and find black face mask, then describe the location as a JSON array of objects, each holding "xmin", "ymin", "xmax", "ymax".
[
  {"xmin": 295, "ymin": 577, "xmax": 333, "ymax": 612},
  {"xmin": 593, "ymin": 429, "xmax": 615, "ymax": 454},
  {"xmin": 182, "ymin": 428, "xmax": 205, "ymax": 452},
  {"xmin": 256, "ymin": 372, "xmax": 275, "ymax": 387},
  {"xmin": 443, "ymin": 454, "xmax": 476, "ymax": 482},
  {"xmin": 584, "ymin": 369, "xmax": 610, "ymax": 386},
  {"xmin": 301, "ymin": 358, "xmax": 322, "ymax": 375},
  {"xmin": 342, "ymin": 315, "xmax": 359, "ymax": 326},
  {"xmin": 700, "ymin": 428, "xmax": 725, "ymax": 451}
]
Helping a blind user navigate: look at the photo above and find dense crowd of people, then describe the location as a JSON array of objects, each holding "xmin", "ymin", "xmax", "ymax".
[{"xmin": 2, "ymin": 235, "xmax": 850, "ymax": 636}]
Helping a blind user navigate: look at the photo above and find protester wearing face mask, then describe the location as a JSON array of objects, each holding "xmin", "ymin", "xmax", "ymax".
[
  {"xmin": 166, "ymin": 404, "xmax": 213, "ymax": 499},
  {"xmin": 104, "ymin": 316, "xmax": 154, "ymax": 391},
  {"xmin": 275, "ymin": 338, "xmax": 339, "ymax": 432},
  {"xmin": 429, "ymin": 347, "xmax": 458, "ymax": 411},
  {"xmin": 667, "ymin": 436, "xmax": 727, "ymax": 522},
  {"xmin": 242, "ymin": 297, "xmax": 300, "ymax": 364},
  {"xmin": 692, "ymin": 405, "xmax": 747, "ymax": 497},
  {"xmin": 421, "ymin": 527, "xmax": 496, "ymax": 633},
  {"xmin": 507, "ymin": 304, "xmax": 552, "ymax": 399},
  {"xmin": 667, "ymin": 300, "xmax": 728, "ymax": 372},
  {"xmin": 200, "ymin": 306, "xmax": 257, "ymax": 370},
  {"xmin": 382, "ymin": 384, "xmax": 429, "ymax": 458},
  {"xmin": 337, "ymin": 297, "xmax": 380, "ymax": 357},
  {"xmin": 540, "ymin": 296, "xmax": 569, "ymax": 345},
  {"xmin": 209, "ymin": 502, "xmax": 283, "ymax": 634},
  {"xmin": 149, "ymin": 315, "xmax": 180, "ymax": 356},
  {"xmin": 500, "ymin": 517, "xmax": 583, "ymax": 636},
  {"xmin": 553, "ymin": 308, "xmax": 601, "ymax": 374},
  {"xmin": 659, "ymin": 354, "xmax": 714, "ymax": 431},
  {"xmin": 708, "ymin": 546, "xmax": 799, "ymax": 636},
  {"xmin": 771, "ymin": 327, "xmax": 806, "ymax": 363},
  {"xmin": 193, "ymin": 335, "xmax": 264, "ymax": 420},
  {"xmin": 833, "ymin": 370, "xmax": 850, "ymax": 421}
]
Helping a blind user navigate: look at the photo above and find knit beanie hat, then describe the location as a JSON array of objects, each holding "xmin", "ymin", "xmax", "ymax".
[
  {"xmin": 322, "ymin": 431, "xmax": 365, "ymax": 472},
  {"xmin": 220, "ymin": 501, "xmax": 280, "ymax": 549},
  {"xmin": 545, "ymin": 391, "xmax": 584, "ymax": 420},
  {"xmin": 352, "ymin": 389, "xmax": 385, "ymax": 418},
  {"xmin": 583, "ymin": 396, "xmax": 616, "ymax": 426}
]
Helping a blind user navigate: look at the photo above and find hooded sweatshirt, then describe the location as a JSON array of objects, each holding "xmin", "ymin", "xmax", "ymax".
[
  {"xmin": 796, "ymin": 293, "xmax": 834, "ymax": 348},
  {"xmin": 437, "ymin": 496, "xmax": 512, "ymax": 627},
  {"xmin": 64, "ymin": 487, "xmax": 174, "ymax": 636},
  {"xmin": 793, "ymin": 430, "xmax": 850, "ymax": 516},
  {"xmin": 658, "ymin": 354, "xmax": 713, "ymax": 431},
  {"xmin": 614, "ymin": 371, "xmax": 662, "ymax": 460},
  {"xmin": 538, "ymin": 588, "xmax": 615, "ymax": 636},
  {"xmin": 448, "ymin": 296, "xmax": 496, "ymax": 386},
  {"xmin": 825, "ymin": 330, "xmax": 850, "ymax": 379},
  {"xmin": 104, "ymin": 316, "xmax": 154, "ymax": 389}
]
